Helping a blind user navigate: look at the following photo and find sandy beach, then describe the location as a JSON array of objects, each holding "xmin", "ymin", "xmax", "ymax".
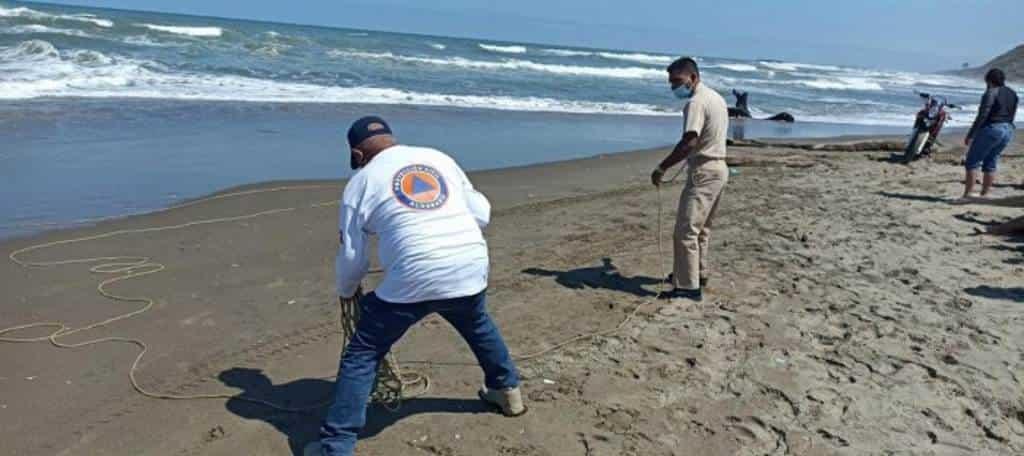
[{"xmin": 2, "ymin": 133, "xmax": 1023, "ymax": 456}]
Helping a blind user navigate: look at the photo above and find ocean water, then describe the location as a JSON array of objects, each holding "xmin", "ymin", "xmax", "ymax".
[
  {"xmin": 0, "ymin": 1, "xmax": 987, "ymax": 238},
  {"xmin": 0, "ymin": 2, "xmax": 986, "ymax": 121}
]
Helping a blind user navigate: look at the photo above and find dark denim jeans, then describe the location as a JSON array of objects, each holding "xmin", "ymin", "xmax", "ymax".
[
  {"xmin": 318, "ymin": 290, "xmax": 519, "ymax": 455},
  {"xmin": 966, "ymin": 122, "xmax": 1014, "ymax": 173}
]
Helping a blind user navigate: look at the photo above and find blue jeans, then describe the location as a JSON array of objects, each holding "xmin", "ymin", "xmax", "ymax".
[
  {"xmin": 318, "ymin": 290, "xmax": 519, "ymax": 456},
  {"xmin": 966, "ymin": 123, "xmax": 1014, "ymax": 173}
]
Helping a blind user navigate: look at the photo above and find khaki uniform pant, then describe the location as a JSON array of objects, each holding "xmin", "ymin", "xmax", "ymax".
[{"xmin": 672, "ymin": 158, "xmax": 728, "ymax": 290}]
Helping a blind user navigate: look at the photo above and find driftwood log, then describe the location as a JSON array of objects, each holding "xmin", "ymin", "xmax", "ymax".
[
  {"xmin": 727, "ymin": 139, "xmax": 907, "ymax": 152},
  {"xmin": 726, "ymin": 138, "xmax": 1022, "ymax": 159},
  {"xmin": 725, "ymin": 155, "xmax": 818, "ymax": 168}
]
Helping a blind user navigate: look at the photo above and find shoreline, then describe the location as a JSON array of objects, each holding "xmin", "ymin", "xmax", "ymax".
[
  {"xmin": 3, "ymin": 95, "xmax": 933, "ymax": 127},
  {"xmin": 1, "ymin": 97, "xmax": 918, "ymax": 240},
  {"xmin": 0, "ymin": 130, "xmax": 919, "ymax": 245},
  {"xmin": 0, "ymin": 144, "xmax": 666, "ymax": 245}
]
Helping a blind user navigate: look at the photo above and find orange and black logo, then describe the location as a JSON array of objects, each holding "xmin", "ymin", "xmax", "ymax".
[{"xmin": 392, "ymin": 164, "xmax": 449, "ymax": 210}]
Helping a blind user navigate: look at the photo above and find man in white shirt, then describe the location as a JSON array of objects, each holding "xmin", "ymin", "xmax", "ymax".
[{"xmin": 307, "ymin": 117, "xmax": 525, "ymax": 456}]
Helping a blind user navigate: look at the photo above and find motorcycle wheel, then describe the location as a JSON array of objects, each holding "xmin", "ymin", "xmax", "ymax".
[{"xmin": 904, "ymin": 131, "xmax": 929, "ymax": 163}]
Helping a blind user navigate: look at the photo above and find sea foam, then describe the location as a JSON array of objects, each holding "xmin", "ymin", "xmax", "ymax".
[
  {"xmin": 0, "ymin": 6, "xmax": 113, "ymax": 27},
  {"xmin": 137, "ymin": 23, "xmax": 223, "ymax": 37},
  {"xmin": 478, "ymin": 43, "xmax": 526, "ymax": 54},
  {"xmin": 329, "ymin": 50, "xmax": 663, "ymax": 79}
]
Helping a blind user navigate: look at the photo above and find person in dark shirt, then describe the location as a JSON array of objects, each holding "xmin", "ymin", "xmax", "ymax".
[{"xmin": 961, "ymin": 68, "xmax": 1018, "ymax": 200}]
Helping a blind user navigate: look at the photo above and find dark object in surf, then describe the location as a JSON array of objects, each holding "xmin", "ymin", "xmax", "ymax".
[
  {"xmin": 765, "ymin": 112, "xmax": 795, "ymax": 122},
  {"xmin": 728, "ymin": 90, "xmax": 795, "ymax": 122}
]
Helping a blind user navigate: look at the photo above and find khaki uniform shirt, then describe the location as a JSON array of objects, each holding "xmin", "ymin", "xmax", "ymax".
[{"xmin": 683, "ymin": 82, "xmax": 729, "ymax": 160}]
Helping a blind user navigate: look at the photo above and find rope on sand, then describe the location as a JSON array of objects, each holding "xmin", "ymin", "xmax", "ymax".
[
  {"xmin": 0, "ymin": 171, "xmax": 686, "ymax": 412},
  {"xmin": 0, "ymin": 186, "xmax": 348, "ymax": 412},
  {"xmin": 338, "ymin": 289, "xmax": 430, "ymax": 410}
]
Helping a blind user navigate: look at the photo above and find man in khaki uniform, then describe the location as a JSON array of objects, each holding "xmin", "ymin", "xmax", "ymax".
[{"xmin": 651, "ymin": 57, "xmax": 729, "ymax": 301}]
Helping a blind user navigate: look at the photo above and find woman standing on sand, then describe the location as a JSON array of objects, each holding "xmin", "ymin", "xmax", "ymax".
[{"xmin": 961, "ymin": 68, "xmax": 1018, "ymax": 200}]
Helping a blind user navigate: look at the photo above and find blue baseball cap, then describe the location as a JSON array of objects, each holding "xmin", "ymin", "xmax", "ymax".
[{"xmin": 347, "ymin": 116, "xmax": 392, "ymax": 148}]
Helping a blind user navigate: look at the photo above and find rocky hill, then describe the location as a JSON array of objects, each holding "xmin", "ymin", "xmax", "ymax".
[{"xmin": 954, "ymin": 44, "xmax": 1024, "ymax": 81}]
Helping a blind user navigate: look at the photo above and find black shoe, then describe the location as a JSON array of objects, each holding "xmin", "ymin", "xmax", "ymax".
[
  {"xmin": 659, "ymin": 287, "xmax": 703, "ymax": 301},
  {"xmin": 666, "ymin": 273, "xmax": 708, "ymax": 289}
]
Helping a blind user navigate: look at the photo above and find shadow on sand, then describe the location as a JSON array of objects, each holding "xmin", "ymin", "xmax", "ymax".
[
  {"xmin": 963, "ymin": 286, "xmax": 1024, "ymax": 303},
  {"xmin": 522, "ymin": 257, "xmax": 662, "ymax": 298},
  {"xmin": 952, "ymin": 212, "xmax": 1002, "ymax": 227},
  {"xmin": 219, "ymin": 367, "xmax": 492, "ymax": 455},
  {"xmin": 877, "ymin": 191, "xmax": 949, "ymax": 204}
]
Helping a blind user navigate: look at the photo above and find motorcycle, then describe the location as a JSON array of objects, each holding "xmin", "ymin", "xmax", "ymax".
[{"xmin": 902, "ymin": 92, "xmax": 957, "ymax": 163}]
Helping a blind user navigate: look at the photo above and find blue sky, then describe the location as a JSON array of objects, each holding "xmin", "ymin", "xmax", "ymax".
[{"xmin": 36, "ymin": 0, "xmax": 1023, "ymax": 71}]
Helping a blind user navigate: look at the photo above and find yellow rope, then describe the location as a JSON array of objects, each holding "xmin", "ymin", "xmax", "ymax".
[
  {"xmin": 1, "ymin": 170, "xmax": 686, "ymax": 411},
  {"xmin": 338, "ymin": 291, "xmax": 429, "ymax": 411},
  {"xmin": 1, "ymin": 187, "xmax": 354, "ymax": 411}
]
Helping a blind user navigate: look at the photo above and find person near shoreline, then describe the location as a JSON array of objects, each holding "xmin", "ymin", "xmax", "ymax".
[
  {"xmin": 307, "ymin": 116, "xmax": 526, "ymax": 456},
  {"xmin": 960, "ymin": 68, "xmax": 1018, "ymax": 201},
  {"xmin": 651, "ymin": 57, "xmax": 730, "ymax": 301}
]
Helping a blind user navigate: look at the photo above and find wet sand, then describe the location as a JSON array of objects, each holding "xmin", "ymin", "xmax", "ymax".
[{"xmin": 1, "ymin": 134, "xmax": 1023, "ymax": 455}]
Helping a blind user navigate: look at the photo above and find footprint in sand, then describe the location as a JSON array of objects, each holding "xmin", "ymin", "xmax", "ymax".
[{"xmin": 724, "ymin": 416, "xmax": 786, "ymax": 456}]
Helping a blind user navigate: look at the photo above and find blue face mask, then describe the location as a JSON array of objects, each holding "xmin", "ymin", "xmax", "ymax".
[{"xmin": 673, "ymin": 83, "xmax": 694, "ymax": 100}]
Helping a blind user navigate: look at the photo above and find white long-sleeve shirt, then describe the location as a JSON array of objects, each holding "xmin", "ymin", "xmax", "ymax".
[{"xmin": 336, "ymin": 144, "xmax": 491, "ymax": 303}]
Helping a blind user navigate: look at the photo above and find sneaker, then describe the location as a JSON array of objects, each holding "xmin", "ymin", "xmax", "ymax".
[
  {"xmin": 659, "ymin": 288, "xmax": 703, "ymax": 301},
  {"xmin": 478, "ymin": 386, "xmax": 527, "ymax": 417},
  {"xmin": 303, "ymin": 441, "xmax": 322, "ymax": 456}
]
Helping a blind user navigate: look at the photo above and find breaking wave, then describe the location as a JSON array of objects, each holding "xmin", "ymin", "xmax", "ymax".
[
  {"xmin": 0, "ymin": 24, "xmax": 94, "ymax": 37},
  {"xmin": 0, "ymin": 5, "xmax": 113, "ymax": 27},
  {"xmin": 794, "ymin": 77, "xmax": 884, "ymax": 91},
  {"xmin": 0, "ymin": 40, "xmax": 671, "ymax": 116},
  {"xmin": 136, "ymin": 23, "xmax": 223, "ymax": 37},
  {"xmin": 595, "ymin": 52, "xmax": 672, "ymax": 65},
  {"xmin": 759, "ymin": 61, "xmax": 842, "ymax": 72},
  {"xmin": 541, "ymin": 48, "xmax": 593, "ymax": 57},
  {"xmin": 710, "ymin": 63, "xmax": 759, "ymax": 72},
  {"xmin": 328, "ymin": 50, "xmax": 663, "ymax": 79},
  {"xmin": 478, "ymin": 43, "xmax": 526, "ymax": 54}
]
